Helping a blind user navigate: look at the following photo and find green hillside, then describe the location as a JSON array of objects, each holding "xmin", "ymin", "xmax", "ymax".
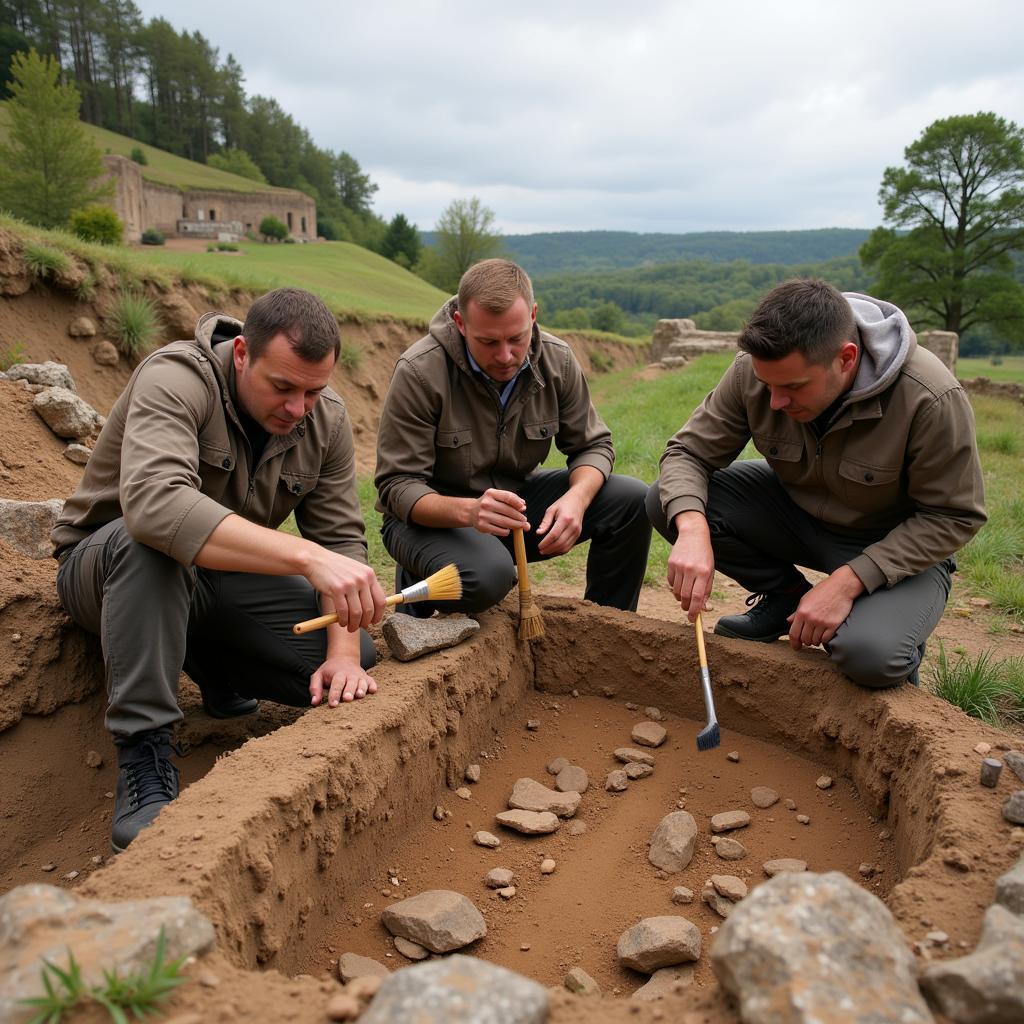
[{"xmin": 0, "ymin": 102, "xmax": 281, "ymax": 194}]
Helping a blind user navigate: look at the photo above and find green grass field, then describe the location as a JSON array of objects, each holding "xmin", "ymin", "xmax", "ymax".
[{"xmin": 958, "ymin": 356, "xmax": 1024, "ymax": 383}]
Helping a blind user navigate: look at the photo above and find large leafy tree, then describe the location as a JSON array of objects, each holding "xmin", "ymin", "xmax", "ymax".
[
  {"xmin": 0, "ymin": 48, "xmax": 111, "ymax": 228},
  {"xmin": 860, "ymin": 112, "xmax": 1024, "ymax": 342},
  {"xmin": 426, "ymin": 197, "xmax": 504, "ymax": 292}
]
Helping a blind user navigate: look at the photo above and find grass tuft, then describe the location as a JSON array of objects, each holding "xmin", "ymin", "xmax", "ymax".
[
  {"xmin": 23, "ymin": 241, "xmax": 72, "ymax": 280},
  {"xmin": 929, "ymin": 642, "xmax": 1024, "ymax": 726},
  {"xmin": 339, "ymin": 340, "xmax": 362, "ymax": 372},
  {"xmin": 105, "ymin": 291, "xmax": 162, "ymax": 357}
]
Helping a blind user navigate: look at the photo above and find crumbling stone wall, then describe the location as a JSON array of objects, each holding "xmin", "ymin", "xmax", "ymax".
[{"xmin": 916, "ymin": 330, "xmax": 958, "ymax": 373}]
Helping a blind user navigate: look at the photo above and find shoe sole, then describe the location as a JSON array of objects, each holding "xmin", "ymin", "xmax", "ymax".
[
  {"xmin": 201, "ymin": 699, "xmax": 261, "ymax": 720},
  {"xmin": 713, "ymin": 623, "xmax": 786, "ymax": 644}
]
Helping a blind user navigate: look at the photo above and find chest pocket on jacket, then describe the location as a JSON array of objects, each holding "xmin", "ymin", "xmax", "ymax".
[
  {"xmin": 522, "ymin": 419, "xmax": 558, "ymax": 468},
  {"xmin": 837, "ymin": 458, "xmax": 902, "ymax": 512},
  {"xmin": 275, "ymin": 468, "xmax": 319, "ymax": 526},
  {"xmin": 197, "ymin": 441, "xmax": 233, "ymax": 500},
  {"xmin": 435, "ymin": 428, "xmax": 473, "ymax": 481},
  {"xmin": 752, "ymin": 434, "xmax": 803, "ymax": 482}
]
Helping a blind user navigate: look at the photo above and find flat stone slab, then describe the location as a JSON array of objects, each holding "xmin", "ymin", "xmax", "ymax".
[
  {"xmin": 554, "ymin": 765, "xmax": 589, "ymax": 793},
  {"xmin": 508, "ymin": 777, "xmax": 580, "ymax": 818},
  {"xmin": 485, "ymin": 868, "xmax": 515, "ymax": 889},
  {"xmin": 383, "ymin": 614, "xmax": 479, "ymax": 662},
  {"xmin": 360, "ymin": 955, "xmax": 548, "ymax": 1024},
  {"xmin": 713, "ymin": 837, "xmax": 747, "ymax": 861},
  {"xmin": 711, "ymin": 810, "xmax": 751, "ymax": 833},
  {"xmin": 763, "ymin": 858, "xmax": 808, "ymax": 877},
  {"xmin": 632, "ymin": 964, "xmax": 694, "ymax": 1001},
  {"xmin": 617, "ymin": 916, "xmax": 701, "ymax": 973},
  {"xmin": 750, "ymin": 786, "xmax": 779, "ymax": 808},
  {"xmin": 495, "ymin": 810, "xmax": 560, "ymax": 835},
  {"xmin": 648, "ymin": 811, "xmax": 698, "ymax": 873},
  {"xmin": 338, "ymin": 952, "xmax": 390, "ymax": 982},
  {"xmin": 625, "ymin": 762, "xmax": 654, "ymax": 780},
  {"xmin": 614, "ymin": 747, "xmax": 656, "ymax": 766},
  {"xmin": 380, "ymin": 891, "xmax": 486, "ymax": 953},
  {"xmin": 564, "ymin": 966, "xmax": 601, "ymax": 996},
  {"xmin": 394, "ymin": 936, "xmax": 429, "ymax": 961},
  {"xmin": 631, "ymin": 722, "xmax": 667, "ymax": 747}
]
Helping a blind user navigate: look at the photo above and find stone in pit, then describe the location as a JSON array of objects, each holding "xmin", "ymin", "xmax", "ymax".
[
  {"xmin": 485, "ymin": 868, "xmax": 515, "ymax": 889},
  {"xmin": 1003, "ymin": 790, "xmax": 1024, "ymax": 825},
  {"xmin": 632, "ymin": 964, "xmax": 694, "ymax": 1001},
  {"xmin": 360, "ymin": 954, "xmax": 548, "ymax": 1024},
  {"xmin": 68, "ymin": 316, "xmax": 96, "ymax": 337},
  {"xmin": 564, "ymin": 966, "xmax": 600, "ymax": 996},
  {"xmin": 64, "ymin": 442, "xmax": 91, "ymax": 465},
  {"xmin": 33, "ymin": 387, "xmax": 102, "ymax": 438},
  {"xmin": 995, "ymin": 853, "xmax": 1024, "ymax": 915},
  {"xmin": 750, "ymin": 786, "xmax": 779, "ymax": 809},
  {"xmin": 383, "ymin": 614, "xmax": 479, "ymax": 662},
  {"xmin": 711, "ymin": 871, "xmax": 932, "ymax": 1024},
  {"xmin": 625, "ymin": 762, "xmax": 653, "ymax": 780},
  {"xmin": 554, "ymin": 765, "xmax": 589, "ymax": 794},
  {"xmin": 5, "ymin": 361, "xmax": 76, "ymax": 391},
  {"xmin": 606, "ymin": 770, "xmax": 629, "ymax": 792},
  {"xmin": 763, "ymin": 858, "xmax": 807, "ymax": 878},
  {"xmin": 713, "ymin": 837, "xmax": 747, "ymax": 861},
  {"xmin": 394, "ymin": 936, "xmax": 429, "ymax": 961},
  {"xmin": 614, "ymin": 747, "xmax": 655, "ymax": 766},
  {"xmin": 380, "ymin": 891, "xmax": 486, "ymax": 954},
  {"xmin": 337, "ymin": 952, "xmax": 390, "ymax": 982},
  {"xmin": 710, "ymin": 810, "xmax": 751, "ymax": 833},
  {"xmin": 546, "ymin": 756, "xmax": 570, "ymax": 775},
  {"xmin": 495, "ymin": 810, "xmax": 559, "ymax": 835},
  {"xmin": 1005, "ymin": 749, "xmax": 1024, "ymax": 784},
  {"xmin": 617, "ymin": 916, "xmax": 701, "ymax": 973},
  {"xmin": 474, "ymin": 831, "xmax": 500, "ymax": 849},
  {"xmin": 508, "ymin": 777, "xmax": 580, "ymax": 818},
  {"xmin": 648, "ymin": 811, "xmax": 698, "ymax": 873},
  {"xmin": 632, "ymin": 721, "xmax": 667, "ymax": 747}
]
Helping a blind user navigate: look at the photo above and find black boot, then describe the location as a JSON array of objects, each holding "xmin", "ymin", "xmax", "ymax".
[
  {"xmin": 200, "ymin": 685, "xmax": 260, "ymax": 719},
  {"xmin": 714, "ymin": 582, "xmax": 811, "ymax": 643},
  {"xmin": 111, "ymin": 731, "xmax": 180, "ymax": 853}
]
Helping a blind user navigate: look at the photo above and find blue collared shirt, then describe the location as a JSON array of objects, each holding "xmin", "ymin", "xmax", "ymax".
[{"xmin": 465, "ymin": 345, "xmax": 531, "ymax": 409}]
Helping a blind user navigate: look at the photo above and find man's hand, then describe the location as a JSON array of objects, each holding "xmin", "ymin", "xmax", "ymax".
[
  {"xmin": 667, "ymin": 511, "xmax": 715, "ymax": 623},
  {"xmin": 305, "ymin": 549, "xmax": 387, "ymax": 631},
  {"xmin": 310, "ymin": 655, "xmax": 377, "ymax": 708},
  {"xmin": 536, "ymin": 489, "xmax": 586, "ymax": 556},
  {"xmin": 470, "ymin": 488, "xmax": 529, "ymax": 537},
  {"xmin": 787, "ymin": 565, "xmax": 864, "ymax": 650}
]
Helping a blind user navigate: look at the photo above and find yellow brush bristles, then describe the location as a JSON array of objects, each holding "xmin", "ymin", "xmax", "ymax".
[
  {"xmin": 517, "ymin": 589, "xmax": 545, "ymax": 640},
  {"xmin": 423, "ymin": 562, "xmax": 463, "ymax": 603}
]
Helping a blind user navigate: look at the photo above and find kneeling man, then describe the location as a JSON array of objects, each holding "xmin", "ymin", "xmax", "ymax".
[
  {"xmin": 648, "ymin": 278, "xmax": 985, "ymax": 688},
  {"xmin": 375, "ymin": 258, "xmax": 651, "ymax": 616}
]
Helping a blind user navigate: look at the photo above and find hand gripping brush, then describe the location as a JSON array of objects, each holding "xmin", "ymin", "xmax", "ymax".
[
  {"xmin": 292, "ymin": 563, "xmax": 462, "ymax": 634},
  {"xmin": 694, "ymin": 611, "xmax": 721, "ymax": 751}
]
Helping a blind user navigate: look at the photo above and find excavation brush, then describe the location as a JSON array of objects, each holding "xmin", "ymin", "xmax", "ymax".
[
  {"xmin": 513, "ymin": 528, "xmax": 545, "ymax": 640},
  {"xmin": 694, "ymin": 611, "xmax": 721, "ymax": 751},
  {"xmin": 292, "ymin": 563, "xmax": 463, "ymax": 634}
]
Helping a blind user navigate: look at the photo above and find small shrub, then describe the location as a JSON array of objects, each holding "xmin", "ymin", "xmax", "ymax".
[
  {"xmin": 1, "ymin": 342, "xmax": 27, "ymax": 370},
  {"xmin": 23, "ymin": 242, "xmax": 71, "ymax": 280},
  {"xmin": 259, "ymin": 215, "xmax": 288, "ymax": 242},
  {"xmin": 105, "ymin": 291, "xmax": 161, "ymax": 357},
  {"xmin": 140, "ymin": 227, "xmax": 165, "ymax": 246},
  {"xmin": 283, "ymin": 235, "xmax": 296, "ymax": 244},
  {"xmin": 69, "ymin": 205, "xmax": 123, "ymax": 246},
  {"xmin": 216, "ymin": 242, "xmax": 239, "ymax": 252},
  {"xmin": 590, "ymin": 351, "xmax": 613, "ymax": 374},
  {"xmin": 130, "ymin": 145, "xmax": 148, "ymax": 165},
  {"xmin": 339, "ymin": 340, "xmax": 361, "ymax": 371},
  {"xmin": 75, "ymin": 272, "xmax": 97, "ymax": 302}
]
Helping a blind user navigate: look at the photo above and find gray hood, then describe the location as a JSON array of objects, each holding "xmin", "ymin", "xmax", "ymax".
[{"xmin": 843, "ymin": 292, "xmax": 915, "ymax": 405}]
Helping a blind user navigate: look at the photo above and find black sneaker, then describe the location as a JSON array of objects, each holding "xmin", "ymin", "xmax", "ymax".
[
  {"xmin": 200, "ymin": 686, "xmax": 260, "ymax": 719},
  {"xmin": 714, "ymin": 583, "xmax": 811, "ymax": 643},
  {"xmin": 111, "ymin": 731, "xmax": 180, "ymax": 853}
]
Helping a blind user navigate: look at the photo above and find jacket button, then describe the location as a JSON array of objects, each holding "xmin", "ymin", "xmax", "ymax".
[
  {"xmin": 222, "ymin": 457, "xmax": 231, "ymax": 469},
  {"xmin": 451, "ymin": 435, "xmax": 458, "ymax": 444},
  {"xmin": 292, "ymin": 482, "xmax": 302, "ymax": 494},
  {"xmin": 540, "ymin": 427, "xmax": 549, "ymax": 437},
  {"xmin": 864, "ymin": 472, "xmax": 874, "ymax": 482},
  {"xmin": 769, "ymin": 446, "xmax": 778, "ymax": 456}
]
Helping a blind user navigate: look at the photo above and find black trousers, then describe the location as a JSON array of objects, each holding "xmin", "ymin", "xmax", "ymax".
[
  {"xmin": 57, "ymin": 518, "xmax": 376, "ymax": 740},
  {"xmin": 381, "ymin": 470, "xmax": 652, "ymax": 616},
  {"xmin": 646, "ymin": 461, "xmax": 953, "ymax": 688}
]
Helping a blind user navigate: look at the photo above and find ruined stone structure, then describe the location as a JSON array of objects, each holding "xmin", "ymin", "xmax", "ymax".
[
  {"xmin": 916, "ymin": 330, "xmax": 958, "ymax": 373},
  {"xmin": 101, "ymin": 155, "xmax": 317, "ymax": 244}
]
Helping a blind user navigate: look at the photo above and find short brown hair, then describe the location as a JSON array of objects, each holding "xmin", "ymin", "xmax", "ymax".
[
  {"xmin": 457, "ymin": 259, "xmax": 534, "ymax": 317},
  {"xmin": 738, "ymin": 279, "xmax": 856, "ymax": 364},
  {"xmin": 242, "ymin": 287, "xmax": 340, "ymax": 362}
]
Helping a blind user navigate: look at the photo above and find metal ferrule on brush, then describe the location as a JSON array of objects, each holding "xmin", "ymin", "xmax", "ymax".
[
  {"xmin": 699, "ymin": 667, "xmax": 715, "ymax": 712},
  {"xmin": 398, "ymin": 579, "xmax": 431, "ymax": 603}
]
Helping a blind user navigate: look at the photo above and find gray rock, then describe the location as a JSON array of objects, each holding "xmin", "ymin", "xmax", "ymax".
[
  {"xmin": 709, "ymin": 875, "xmax": 748, "ymax": 901},
  {"xmin": 711, "ymin": 871, "xmax": 932, "ymax": 1024},
  {"xmin": 508, "ymin": 777, "xmax": 580, "ymax": 818},
  {"xmin": 383, "ymin": 614, "xmax": 479, "ymax": 662},
  {"xmin": 92, "ymin": 340, "xmax": 120, "ymax": 366},
  {"xmin": 360, "ymin": 955, "xmax": 548, "ymax": 1024},
  {"xmin": 710, "ymin": 810, "xmax": 751, "ymax": 833},
  {"xmin": 995, "ymin": 853, "xmax": 1024, "ymax": 914},
  {"xmin": 1005, "ymin": 749, "xmax": 1024, "ymax": 784},
  {"xmin": 473, "ymin": 831, "xmax": 500, "ymax": 849},
  {"xmin": 763, "ymin": 858, "xmax": 808, "ymax": 877},
  {"xmin": 337, "ymin": 952, "xmax": 390, "ymax": 982},
  {"xmin": 68, "ymin": 316, "xmax": 96, "ymax": 337},
  {"xmin": 632, "ymin": 964, "xmax": 694, "ymax": 1001},
  {"xmin": 702, "ymin": 886, "xmax": 736, "ymax": 919},
  {"xmin": 5, "ymin": 361, "xmax": 75, "ymax": 391},
  {"xmin": 617, "ymin": 916, "xmax": 701, "ymax": 973},
  {"xmin": 713, "ymin": 837, "xmax": 747, "ymax": 861},
  {"xmin": 648, "ymin": 811, "xmax": 698, "ymax": 873},
  {"xmin": 920, "ymin": 904, "xmax": 1024, "ymax": 1024},
  {"xmin": 380, "ymin": 891, "xmax": 486, "ymax": 953},
  {"xmin": 750, "ymin": 786, "xmax": 779, "ymax": 808},
  {"xmin": 465, "ymin": 764, "xmax": 481, "ymax": 783},
  {"xmin": 495, "ymin": 810, "xmax": 559, "ymax": 835},
  {"xmin": 0, "ymin": 498, "xmax": 63, "ymax": 559},
  {"xmin": 1003, "ymin": 790, "xmax": 1024, "ymax": 825},
  {"xmin": 625, "ymin": 761, "xmax": 654, "ymax": 780},
  {"xmin": 606, "ymin": 769, "xmax": 629, "ymax": 792},
  {"xmin": 485, "ymin": 868, "xmax": 515, "ymax": 889},
  {"xmin": 0, "ymin": 885, "xmax": 214, "ymax": 1023},
  {"xmin": 614, "ymin": 747, "xmax": 655, "ymax": 766},
  {"xmin": 63, "ymin": 442, "xmax": 92, "ymax": 465},
  {"xmin": 644, "ymin": 706, "xmax": 664, "ymax": 721},
  {"xmin": 393, "ymin": 936, "xmax": 429, "ymax": 961},
  {"xmin": 554, "ymin": 765, "xmax": 589, "ymax": 793},
  {"xmin": 631, "ymin": 721, "xmax": 667, "ymax": 747},
  {"xmin": 671, "ymin": 886, "xmax": 694, "ymax": 905},
  {"xmin": 33, "ymin": 386, "xmax": 102, "ymax": 438},
  {"xmin": 546, "ymin": 756, "xmax": 570, "ymax": 775},
  {"xmin": 564, "ymin": 966, "xmax": 601, "ymax": 996}
]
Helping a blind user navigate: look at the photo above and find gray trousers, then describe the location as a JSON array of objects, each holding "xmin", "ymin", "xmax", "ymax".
[
  {"xmin": 56, "ymin": 518, "xmax": 376, "ymax": 741},
  {"xmin": 382, "ymin": 470, "xmax": 652, "ymax": 616},
  {"xmin": 646, "ymin": 461, "xmax": 953, "ymax": 688}
]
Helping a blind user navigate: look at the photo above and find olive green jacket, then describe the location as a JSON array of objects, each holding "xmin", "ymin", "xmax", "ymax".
[
  {"xmin": 52, "ymin": 313, "xmax": 367, "ymax": 566},
  {"xmin": 656, "ymin": 293, "xmax": 986, "ymax": 593},
  {"xmin": 375, "ymin": 298, "xmax": 614, "ymax": 521}
]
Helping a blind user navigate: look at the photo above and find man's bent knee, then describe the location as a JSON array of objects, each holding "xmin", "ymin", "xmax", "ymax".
[{"xmin": 828, "ymin": 634, "xmax": 914, "ymax": 689}]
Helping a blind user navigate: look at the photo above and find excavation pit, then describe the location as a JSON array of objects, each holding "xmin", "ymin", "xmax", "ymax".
[{"xmin": 5, "ymin": 597, "xmax": 1023, "ymax": 1021}]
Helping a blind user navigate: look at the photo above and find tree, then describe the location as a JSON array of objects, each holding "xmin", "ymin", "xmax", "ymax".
[
  {"xmin": 379, "ymin": 213, "xmax": 421, "ymax": 268},
  {"xmin": 428, "ymin": 197, "xmax": 504, "ymax": 291},
  {"xmin": 0, "ymin": 48, "xmax": 111, "ymax": 228},
  {"xmin": 208, "ymin": 147, "xmax": 267, "ymax": 183},
  {"xmin": 860, "ymin": 113, "xmax": 1024, "ymax": 343}
]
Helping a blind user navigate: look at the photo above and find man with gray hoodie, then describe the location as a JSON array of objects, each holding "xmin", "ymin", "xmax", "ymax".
[{"xmin": 647, "ymin": 278, "xmax": 985, "ymax": 688}]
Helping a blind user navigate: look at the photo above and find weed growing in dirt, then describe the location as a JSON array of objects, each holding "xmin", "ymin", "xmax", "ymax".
[
  {"xmin": 1, "ymin": 341, "xmax": 26, "ymax": 370},
  {"xmin": 75, "ymin": 272, "xmax": 98, "ymax": 302},
  {"xmin": 930, "ymin": 643, "xmax": 1024, "ymax": 726},
  {"xmin": 23, "ymin": 242, "xmax": 71, "ymax": 280},
  {"xmin": 105, "ymin": 291, "xmax": 161, "ymax": 357},
  {"xmin": 339, "ymin": 340, "xmax": 362, "ymax": 371},
  {"xmin": 19, "ymin": 926, "xmax": 188, "ymax": 1024}
]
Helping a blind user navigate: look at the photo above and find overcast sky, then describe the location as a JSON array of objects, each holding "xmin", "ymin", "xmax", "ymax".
[{"xmin": 133, "ymin": 0, "xmax": 1024, "ymax": 235}]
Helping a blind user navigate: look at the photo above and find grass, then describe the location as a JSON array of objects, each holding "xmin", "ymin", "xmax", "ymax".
[
  {"xmin": 105, "ymin": 291, "xmax": 162, "ymax": 357},
  {"xmin": 929, "ymin": 643, "xmax": 1024, "ymax": 727},
  {"xmin": 1, "ymin": 341, "xmax": 26, "ymax": 369},
  {"xmin": 958, "ymin": 355, "xmax": 1024, "ymax": 384},
  {"xmin": 23, "ymin": 241, "xmax": 72, "ymax": 280}
]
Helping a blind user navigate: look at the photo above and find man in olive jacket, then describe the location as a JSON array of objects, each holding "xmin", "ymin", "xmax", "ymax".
[
  {"xmin": 375, "ymin": 259, "xmax": 650, "ymax": 615},
  {"xmin": 648, "ymin": 278, "xmax": 986, "ymax": 688},
  {"xmin": 52, "ymin": 288, "xmax": 386, "ymax": 851}
]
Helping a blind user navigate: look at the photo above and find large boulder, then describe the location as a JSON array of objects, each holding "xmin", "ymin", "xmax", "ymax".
[
  {"xmin": 0, "ymin": 498, "xmax": 63, "ymax": 559},
  {"xmin": 711, "ymin": 871, "xmax": 932, "ymax": 1024},
  {"xmin": 33, "ymin": 386, "xmax": 102, "ymax": 438},
  {"xmin": 380, "ymin": 891, "xmax": 485, "ymax": 954}
]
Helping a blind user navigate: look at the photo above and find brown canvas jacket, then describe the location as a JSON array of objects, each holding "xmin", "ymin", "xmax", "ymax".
[
  {"xmin": 375, "ymin": 298, "xmax": 614, "ymax": 521},
  {"xmin": 656, "ymin": 295, "xmax": 985, "ymax": 594},
  {"xmin": 52, "ymin": 312, "xmax": 368, "ymax": 566}
]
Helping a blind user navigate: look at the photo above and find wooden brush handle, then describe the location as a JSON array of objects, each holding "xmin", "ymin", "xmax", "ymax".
[
  {"xmin": 512, "ymin": 529, "xmax": 531, "ymax": 592},
  {"xmin": 293, "ymin": 593, "xmax": 403, "ymax": 634},
  {"xmin": 694, "ymin": 611, "xmax": 709, "ymax": 670}
]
